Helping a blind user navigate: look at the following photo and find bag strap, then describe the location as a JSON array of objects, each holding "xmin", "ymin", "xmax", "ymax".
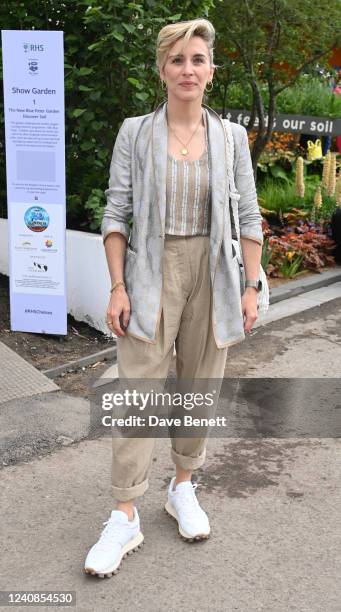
[
  {"xmin": 221, "ymin": 118, "xmax": 241, "ymax": 244},
  {"xmin": 222, "ymin": 119, "xmax": 270, "ymax": 312}
]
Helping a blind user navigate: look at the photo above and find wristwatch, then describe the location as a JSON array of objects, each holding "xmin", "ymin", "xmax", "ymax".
[{"xmin": 245, "ymin": 279, "xmax": 262, "ymax": 292}]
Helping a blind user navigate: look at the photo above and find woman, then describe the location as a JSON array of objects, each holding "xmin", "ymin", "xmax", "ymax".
[{"xmin": 85, "ymin": 18, "xmax": 263, "ymax": 578}]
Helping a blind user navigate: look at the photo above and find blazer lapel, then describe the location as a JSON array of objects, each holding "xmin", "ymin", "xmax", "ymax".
[
  {"xmin": 151, "ymin": 100, "xmax": 168, "ymax": 235},
  {"xmin": 203, "ymin": 103, "xmax": 229, "ymax": 284},
  {"xmin": 203, "ymin": 103, "xmax": 228, "ymax": 241}
]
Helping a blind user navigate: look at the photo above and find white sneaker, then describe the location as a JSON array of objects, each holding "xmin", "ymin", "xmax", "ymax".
[
  {"xmin": 164, "ymin": 477, "xmax": 210, "ymax": 541},
  {"xmin": 84, "ymin": 507, "xmax": 144, "ymax": 578}
]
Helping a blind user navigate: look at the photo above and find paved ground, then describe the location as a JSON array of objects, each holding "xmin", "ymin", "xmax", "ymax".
[
  {"xmin": 0, "ymin": 341, "xmax": 58, "ymax": 404},
  {"xmin": 1, "ymin": 283, "xmax": 341, "ymax": 611},
  {"xmin": 1, "ymin": 435, "xmax": 340, "ymax": 611}
]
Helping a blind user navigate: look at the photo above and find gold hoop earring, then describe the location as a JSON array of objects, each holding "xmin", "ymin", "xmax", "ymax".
[{"xmin": 205, "ymin": 81, "xmax": 213, "ymax": 93}]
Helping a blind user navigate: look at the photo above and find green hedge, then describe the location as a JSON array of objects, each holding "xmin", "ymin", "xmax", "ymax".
[
  {"xmin": 226, "ymin": 75, "xmax": 341, "ymax": 118},
  {"xmin": 0, "ymin": 0, "xmax": 213, "ymax": 229}
]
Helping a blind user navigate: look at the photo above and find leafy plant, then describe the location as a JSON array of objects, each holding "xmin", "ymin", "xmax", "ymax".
[
  {"xmin": 222, "ymin": 75, "xmax": 341, "ymax": 119},
  {"xmin": 84, "ymin": 189, "xmax": 106, "ymax": 231},
  {"xmin": 265, "ymin": 223, "xmax": 336, "ymax": 277},
  {"xmin": 257, "ymin": 179, "xmax": 308, "ymax": 213},
  {"xmin": 257, "ymin": 170, "xmax": 339, "ymax": 220},
  {"xmin": 211, "ymin": 0, "xmax": 341, "ymax": 173},
  {"xmin": 279, "ymin": 253, "xmax": 303, "ymax": 277},
  {"xmin": 0, "ymin": 0, "xmax": 214, "ymax": 229},
  {"xmin": 276, "ymin": 75, "xmax": 341, "ymax": 118},
  {"xmin": 261, "ymin": 237, "xmax": 272, "ymax": 269}
]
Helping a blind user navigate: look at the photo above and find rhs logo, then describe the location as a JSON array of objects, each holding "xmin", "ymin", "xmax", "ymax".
[{"xmin": 23, "ymin": 43, "xmax": 44, "ymax": 52}]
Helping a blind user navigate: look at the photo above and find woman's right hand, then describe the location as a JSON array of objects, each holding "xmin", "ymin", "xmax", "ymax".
[{"xmin": 106, "ymin": 286, "xmax": 131, "ymax": 337}]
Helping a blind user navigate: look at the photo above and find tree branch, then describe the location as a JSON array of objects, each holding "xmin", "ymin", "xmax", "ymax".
[{"xmin": 275, "ymin": 41, "xmax": 338, "ymax": 95}]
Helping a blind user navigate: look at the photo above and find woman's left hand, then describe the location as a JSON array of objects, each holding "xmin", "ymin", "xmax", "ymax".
[{"xmin": 241, "ymin": 287, "xmax": 258, "ymax": 333}]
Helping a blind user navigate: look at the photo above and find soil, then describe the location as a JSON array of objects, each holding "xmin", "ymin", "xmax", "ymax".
[
  {"xmin": 53, "ymin": 361, "xmax": 111, "ymax": 399},
  {"xmin": 267, "ymin": 269, "xmax": 318, "ymax": 288},
  {"xmin": 0, "ymin": 273, "xmax": 113, "ymax": 372}
]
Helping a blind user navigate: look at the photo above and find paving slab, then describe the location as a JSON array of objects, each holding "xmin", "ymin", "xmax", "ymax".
[
  {"xmin": 255, "ymin": 281, "xmax": 341, "ymax": 328},
  {"xmin": 0, "ymin": 391, "xmax": 90, "ymax": 466},
  {"xmin": 0, "ymin": 341, "xmax": 59, "ymax": 404}
]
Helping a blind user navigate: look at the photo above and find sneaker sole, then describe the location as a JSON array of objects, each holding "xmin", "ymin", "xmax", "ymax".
[
  {"xmin": 84, "ymin": 531, "xmax": 144, "ymax": 578},
  {"xmin": 164, "ymin": 502, "xmax": 210, "ymax": 542}
]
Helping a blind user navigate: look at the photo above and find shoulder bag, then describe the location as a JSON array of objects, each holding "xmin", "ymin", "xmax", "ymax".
[{"xmin": 222, "ymin": 118, "xmax": 270, "ymax": 314}]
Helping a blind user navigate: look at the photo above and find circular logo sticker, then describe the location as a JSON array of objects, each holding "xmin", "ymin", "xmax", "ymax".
[{"xmin": 24, "ymin": 206, "xmax": 49, "ymax": 232}]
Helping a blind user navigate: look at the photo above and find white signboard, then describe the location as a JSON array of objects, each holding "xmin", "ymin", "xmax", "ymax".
[{"xmin": 1, "ymin": 30, "xmax": 67, "ymax": 334}]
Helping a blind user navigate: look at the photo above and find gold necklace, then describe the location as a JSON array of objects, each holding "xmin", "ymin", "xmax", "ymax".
[{"xmin": 167, "ymin": 111, "xmax": 204, "ymax": 156}]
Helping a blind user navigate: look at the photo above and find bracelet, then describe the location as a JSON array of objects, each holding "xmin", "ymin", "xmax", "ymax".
[{"xmin": 110, "ymin": 280, "xmax": 126, "ymax": 293}]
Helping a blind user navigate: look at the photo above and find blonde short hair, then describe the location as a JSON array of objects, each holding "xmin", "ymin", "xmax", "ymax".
[{"xmin": 156, "ymin": 18, "xmax": 216, "ymax": 73}]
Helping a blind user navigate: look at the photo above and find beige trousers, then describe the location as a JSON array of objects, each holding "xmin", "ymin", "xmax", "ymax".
[{"xmin": 114, "ymin": 234, "xmax": 228, "ymax": 501}]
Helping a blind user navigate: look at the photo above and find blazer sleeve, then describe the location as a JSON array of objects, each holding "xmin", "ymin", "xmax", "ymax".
[
  {"xmin": 101, "ymin": 118, "xmax": 133, "ymax": 244},
  {"xmin": 234, "ymin": 126, "xmax": 264, "ymax": 246}
]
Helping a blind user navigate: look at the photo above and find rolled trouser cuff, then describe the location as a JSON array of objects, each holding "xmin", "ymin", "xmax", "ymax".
[
  {"xmin": 111, "ymin": 477, "xmax": 149, "ymax": 502},
  {"xmin": 170, "ymin": 446, "xmax": 206, "ymax": 471}
]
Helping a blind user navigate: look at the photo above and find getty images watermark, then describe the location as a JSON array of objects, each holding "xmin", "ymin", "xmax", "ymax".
[
  {"xmin": 100, "ymin": 387, "xmax": 229, "ymax": 429},
  {"xmin": 88, "ymin": 377, "xmax": 341, "ymax": 439},
  {"xmin": 89, "ymin": 377, "xmax": 224, "ymax": 439}
]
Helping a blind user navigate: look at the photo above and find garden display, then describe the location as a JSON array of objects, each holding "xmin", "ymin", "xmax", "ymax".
[{"xmin": 256, "ymin": 133, "xmax": 340, "ymax": 281}]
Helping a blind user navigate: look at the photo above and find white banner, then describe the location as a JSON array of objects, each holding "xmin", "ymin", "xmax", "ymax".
[{"xmin": 1, "ymin": 30, "xmax": 67, "ymax": 334}]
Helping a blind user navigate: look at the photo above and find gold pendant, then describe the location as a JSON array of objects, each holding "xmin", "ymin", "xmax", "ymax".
[{"xmin": 180, "ymin": 147, "xmax": 188, "ymax": 156}]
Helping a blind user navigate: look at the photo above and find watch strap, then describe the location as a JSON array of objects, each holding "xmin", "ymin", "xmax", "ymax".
[{"xmin": 245, "ymin": 279, "xmax": 262, "ymax": 291}]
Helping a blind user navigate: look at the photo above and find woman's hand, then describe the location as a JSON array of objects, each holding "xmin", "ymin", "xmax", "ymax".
[
  {"xmin": 106, "ymin": 286, "xmax": 131, "ymax": 337},
  {"xmin": 241, "ymin": 287, "xmax": 258, "ymax": 333}
]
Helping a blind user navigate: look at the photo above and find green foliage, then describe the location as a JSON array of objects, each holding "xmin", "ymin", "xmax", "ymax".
[
  {"xmin": 1, "ymin": 0, "xmax": 340, "ymax": 228},
  {"xmin": 211, "ymin": 0, "xmax": 341, "ymax": 93},
  {"xmin": 84, "ymin": 188, "xmax": 106, "ymax": 231},
  {"xmin": 267, "ymin": 165, "xmax": 289, "ymax": 181},
  {"xmin": 258, "ymin": 154, "xmax": 339, "ymax": 222},
  {"xmin": 276, "ymin": 75, "xmax": 341, "ymax": 118},
  {"xmin": 257, "ymin": 149, "xmax": 297, "ymax": 181},
  {"xmin": 210, "ymin": 0, "xmax": 341, "ymax": 166},
  {"xmin": 258, "ymin": 161, "xmax": 293, "ymax": 182},
  {"xmin": 0, "ymin": 0, "xmax": 213, "ymax": 228},
  {"xmin": 224, "ymin": 81, "xmax": 254, "ymax": 109},
  {"xmin": 258, "ymin": 178, "xmax": 308, "ymax": 214},
  {"xmin": 279, "ymin": 253, "xmax": 303, "ymax": 277},
  {"xmin": 261, "ymin": 237, "xmax": 272, "ymax": 269},
  {"xmin": 223, "ymin": 76, "xmax": 341, "ymax": 118},
  {"xmin": 258, "ymin": 174, "xmax": 330, "ymax": 215},
  {"xmin": 310, "ymin": 184, "xmax": 339, "ymax": 223},
  {"xmin": 265, "ymin": 224, "xmax": 336, "ymax": 277}
]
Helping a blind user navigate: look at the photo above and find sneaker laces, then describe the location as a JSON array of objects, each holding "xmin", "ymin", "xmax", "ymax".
[
  {"xmin": 97, "ymin": 518, "xmax": 127, "ymax": 550},
  {"xmin": 174, "ymin": 482, "xmax": 201, "ymax": 516}
]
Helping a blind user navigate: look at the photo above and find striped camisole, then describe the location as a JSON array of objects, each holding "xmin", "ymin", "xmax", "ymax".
[{"xmin": 165, "ymin": 114, "xmax": 211, "ymax": 236}]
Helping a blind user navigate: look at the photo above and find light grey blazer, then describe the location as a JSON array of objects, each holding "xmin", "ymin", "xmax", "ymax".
[{"xmin": 101, "ymin": 100, "xmax": 264, "ymax": 348}]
